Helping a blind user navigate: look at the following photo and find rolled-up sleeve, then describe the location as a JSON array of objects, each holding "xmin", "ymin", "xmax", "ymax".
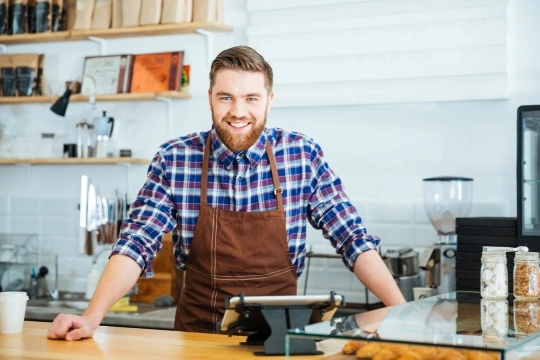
[
  {"xmin": 307, "ymin": 143, "xmax": 380, "ymax": 272},
  {"xmin": 111, "ymin": 149, "xmax": 177, "ymax": 277}
]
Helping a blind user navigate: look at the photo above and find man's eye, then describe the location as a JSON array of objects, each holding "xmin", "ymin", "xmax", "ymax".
[
  {"xmin": 220, "ymin": 97, "xmax": 231, "ymax": 101},
  {"xmin": 247, "ymin": 97, "xmax": 257, "ymax": 101}
]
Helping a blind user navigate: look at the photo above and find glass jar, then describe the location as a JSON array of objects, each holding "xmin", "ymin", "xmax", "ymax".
[
  {"xmin": 480, "ymin": 251, "xmax": 508, "ymax": 299},
  {"xmin": 481, "ymin": 299, "xmax": 508, "ymax": 344},
  {"xmin": 513, "ymin": 252, "xmax": 540, "ymax": 299},
  {"xmin": 514, "ymin": 299, "xmax": 540, "ymax": 339}
]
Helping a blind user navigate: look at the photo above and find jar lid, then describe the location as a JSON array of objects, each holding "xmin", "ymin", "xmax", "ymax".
[
  {"xmin": 515, "ymin": 251, "xmax": 539, "ymax": 260},
  {"xmin": 481, "ymin": 252, "xmax": 507, "ymax": 262}
]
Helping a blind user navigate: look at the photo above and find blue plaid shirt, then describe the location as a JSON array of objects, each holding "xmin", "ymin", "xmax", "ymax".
[{"xmin": 112, "ymin": 128, "xmax": 380, "ymax": 277}]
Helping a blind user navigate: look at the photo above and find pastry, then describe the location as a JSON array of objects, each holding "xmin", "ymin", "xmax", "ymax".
[{"xmin": 342, "ymin": 340, "xmax": 367, "ymax": 355}]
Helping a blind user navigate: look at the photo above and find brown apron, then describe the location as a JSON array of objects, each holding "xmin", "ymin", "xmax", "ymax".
[{"xmin": 174, "ymin": 135, "xmax": 298, "ymax": 333}]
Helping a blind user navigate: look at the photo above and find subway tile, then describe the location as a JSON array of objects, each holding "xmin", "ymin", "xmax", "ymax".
[
  {"xmin": 482, "ymin": 18, "xmax": 506, "ymax": 35},
  {"xmin": 40, "ymin": 198, "xmax": 79, "ymax": 217},
  {"xmin": 303, "ymin": 268, "xmax": 327, "ymax": 293},
  {"xmin": 413, "ymin": 225, "xmax": 440, "ymax": 247},
  {"xmin": 0, "ymin": 198, "xmax": 8, "ymax": 215},
  {"xmin": 367, "ymin": 202, "xmax": 414, "ymax": 224},
  {"xmin": 327, "ymin": 268, "xmax": 355, "ymax": 292},
  {"xmin": 11, "ymin": 198, "xmax": 40, "ymax": 216},
  {"xmin": 469, "ymin": 202, "xmax": 509, "ymax": 217},
  {"xmin": 0, "ymin": 217, "xmax": 7, "ymax": 233},
  {"xmin": 40, "ymin": 236, "xmax": 79, "ymax": 257},
  {"xmin": 459, "ymin": 46, "xmax": 483, "ymax": 63},
  {"xmin": 459, "ymin": 19, "xmax": 482, "ymax": 36},
  {"xmin": 367, "ymin": 224, "xmax": 415, "ymax": 249},
  {"xmin": 413, "ymin": 201, "xmax": 431, "ymax": 224},
  {"xmin": 40, "ymin": 218, "xmax": 78, "ymax": 238},
  {"xmin": 10, "ymin": 216, "xmax": 39, "ymax": 234}
]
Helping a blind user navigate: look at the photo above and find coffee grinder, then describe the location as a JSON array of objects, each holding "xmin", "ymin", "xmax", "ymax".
[{"xmin": 420, "ymin": 177, "xmax": 473, "ymax": 295}]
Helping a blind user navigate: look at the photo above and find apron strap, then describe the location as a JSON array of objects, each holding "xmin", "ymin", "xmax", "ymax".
[
  {"xmin": 201, "ymin": 134, "xmax": 212, "ymax": 206},
  {"xmin": 201, "ymin": 133, "xmax": 283, "ymax": 210},
  {"xmin": 265, "ymin": 140, "xmax": 284, "ymax": 211}
]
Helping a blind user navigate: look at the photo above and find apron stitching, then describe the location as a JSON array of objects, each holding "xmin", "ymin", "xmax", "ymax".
[
  {"xmin": 211, "ymin": 207, "xmax": 219, "ymax": 330},
  {"xmin": 185, "ymin": 263, "xmax": 295, "ymax": 280}
]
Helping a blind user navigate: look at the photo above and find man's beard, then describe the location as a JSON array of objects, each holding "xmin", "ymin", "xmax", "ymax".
[{"xmin": 213, "ymin": 110, "xmax": 267, "ymax": 151}]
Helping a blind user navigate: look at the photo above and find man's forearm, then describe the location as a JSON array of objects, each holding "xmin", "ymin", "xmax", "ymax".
[
  {"xmin": 353, "ymin": 250, "xmax": 406, "ymax": 306},
  {"xmin": 82, "ymin": 254, "xmax": 142, "ymax": 329}
]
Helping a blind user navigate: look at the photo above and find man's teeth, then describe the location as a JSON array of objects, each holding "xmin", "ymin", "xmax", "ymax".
[{"xmin": 229, "ymin": 122, "xmax": 249, "ymax": 128}]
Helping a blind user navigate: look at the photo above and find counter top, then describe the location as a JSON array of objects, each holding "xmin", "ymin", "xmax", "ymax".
[{"xmin": 0, "ymin": 321, "xmax": 346, "ymax": 359}]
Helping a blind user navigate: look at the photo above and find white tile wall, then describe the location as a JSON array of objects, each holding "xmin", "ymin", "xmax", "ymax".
[{"xmin": 247, "ymin": 0, "xmax": 509, "ymax": 107}]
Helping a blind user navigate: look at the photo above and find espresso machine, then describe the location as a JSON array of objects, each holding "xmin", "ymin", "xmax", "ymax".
[{"xmin": 419, "ymin": 176, "xmax": 473, "ymax": 295}]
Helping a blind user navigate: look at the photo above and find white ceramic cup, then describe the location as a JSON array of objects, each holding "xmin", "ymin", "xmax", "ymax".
[
  {"xmin": 0, "ymin": 296, "xmax": 28, "ymax": 333},
  {"xmin": 413, "ymin": 287, "xmax": 438, "ymax": 300}
]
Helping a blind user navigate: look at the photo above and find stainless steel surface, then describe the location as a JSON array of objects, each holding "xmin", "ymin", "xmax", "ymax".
[
  {"xmin": 384, "ymin": 248, "xmax": 419, "ymax": 277},
  {"xmin": 25, "ymin": 293, "xmax": 176, "ymax": 330},
  {"xmin": 395, "ymin": 273, "xmax": 423, "ymax": 302}
]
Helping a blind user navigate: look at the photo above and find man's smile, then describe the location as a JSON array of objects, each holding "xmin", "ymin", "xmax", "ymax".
[{"xmin": 227, "ymin": 122, "xmax": 251, "ymax": 130}]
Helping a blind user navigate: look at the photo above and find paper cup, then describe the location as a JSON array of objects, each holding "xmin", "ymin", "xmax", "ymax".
[
  {"xmin": 0, "ymin": 291, "xmax": 28, "ymax": 300},
  {"xmin": 0, "ymin": 297, "xmax": 28, "ymax": 333}
]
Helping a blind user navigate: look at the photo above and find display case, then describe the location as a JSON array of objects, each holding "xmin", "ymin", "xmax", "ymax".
[
  {"xmin": 517, "ymin": 105, "xmax": 540, "ymax": 252},
  {"xmin": 286, "ymin": 291, "xmax": 540, "ymax": 359},
  {"xmin": 0, "ymin": 233, "xmax": 39, "ymax": 292}
]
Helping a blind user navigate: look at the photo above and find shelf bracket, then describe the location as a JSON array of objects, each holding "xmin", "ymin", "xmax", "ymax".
[
  {"xmin": 88, "ymin": 36, "xmax": 107, "ymax": 56},
  {"xmin": 0, "ymin": 44, "xmax": 6, "ymax": 53},
  {"xmin": 195, "ymin": 29, "xmax": 213, "ymax": 67},
  {"xmin": 157, "ymin": 96, "xmax": 173, "ymax": 134}
]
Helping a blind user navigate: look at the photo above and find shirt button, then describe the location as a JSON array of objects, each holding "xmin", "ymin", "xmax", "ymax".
[{"xmin": 238, "ymin": 176, "xmax": 243, "ymax": 181}]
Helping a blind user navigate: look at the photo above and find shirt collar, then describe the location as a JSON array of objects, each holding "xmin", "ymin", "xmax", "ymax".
[{"xmin": 211, "ymin": 128, "xmax": 268, "ymax": 170}]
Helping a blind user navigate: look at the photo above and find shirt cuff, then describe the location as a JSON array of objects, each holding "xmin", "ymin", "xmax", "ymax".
[
  {"xmin": 343, "ymin": 235, "xmax": 381, "ymax": 272},
  {"xmin": 111, "ymin": 239, "xmax": 153, "ymax": 277}
]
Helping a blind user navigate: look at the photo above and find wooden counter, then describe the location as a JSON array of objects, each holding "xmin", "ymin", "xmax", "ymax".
[{"xmin": 0, "ymin": 321, "xmax": 348, "ymax": 359}]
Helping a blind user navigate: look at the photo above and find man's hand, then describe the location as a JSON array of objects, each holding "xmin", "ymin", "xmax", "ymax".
[{"xmin": 47, "ymin": 314, "xmax": 96, "ymax": 341}]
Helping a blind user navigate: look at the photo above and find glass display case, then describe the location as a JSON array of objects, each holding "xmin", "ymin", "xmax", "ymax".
[
  {"xmin": 518, "ymin": 105, "xmax": 540, "ymax": 251},
  {"xmin": 286, "ymin": 291, "xmax": 540, "ymax": 359}
]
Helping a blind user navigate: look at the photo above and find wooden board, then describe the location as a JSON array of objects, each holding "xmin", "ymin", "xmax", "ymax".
[
  {"xmin": 0, "ymin": 22, "xmax": 232, "ymax": 45},
  {"xmin": 131, "ymin": 232, "xmax": 184, "ymax": 303},
  {"xmin": 0, "ymin": 91, "xmax": 190, "ymax": 104},
  {"xmin": 0, "ymin": 158, "xmax": 149, "ymax": 165}
]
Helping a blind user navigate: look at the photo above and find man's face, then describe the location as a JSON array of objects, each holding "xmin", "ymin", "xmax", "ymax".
[{"xmin": 209, "ymin": 69, "xmax": 274, "ymax": 151}]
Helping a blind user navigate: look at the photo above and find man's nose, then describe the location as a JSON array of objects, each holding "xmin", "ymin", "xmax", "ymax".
[{"xmin": 229, "ymin": 100, "xmax": 248, "ymax": 118}]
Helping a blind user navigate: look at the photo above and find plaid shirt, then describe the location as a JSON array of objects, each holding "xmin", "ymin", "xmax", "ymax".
[{"xmin": 112, "ymin": 127, "xmax": 380, "ymax": 277}]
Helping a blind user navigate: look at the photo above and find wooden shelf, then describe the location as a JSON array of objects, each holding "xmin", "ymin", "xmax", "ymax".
[
  {"xmin": 0, "ymin": 91, "xmax": 190, "ymax": 104},
  {"xmin": 0, "ymin": 158, "xmax": 150, "ymax": 165},
  {"xmin": 0, "ymin": 22, "xmax": 232, "ymax": 45}
]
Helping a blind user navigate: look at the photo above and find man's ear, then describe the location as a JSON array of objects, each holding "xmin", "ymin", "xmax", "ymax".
[
  {"xmin": 266, "ymin": 91, "xmax": 275, "ymax": 113},
  {"xmin": 207, "ymin": 89, "xmax": 212, "ymax": 109}
]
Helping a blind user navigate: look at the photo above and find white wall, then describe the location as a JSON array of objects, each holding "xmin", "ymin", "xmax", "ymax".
[{"xmin": 1, "ymin": 0, "xmax": 537, "ymax": 302}]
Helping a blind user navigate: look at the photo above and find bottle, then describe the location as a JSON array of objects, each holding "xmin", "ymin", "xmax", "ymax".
[
  {"xmin": 514, "ymin": 252, "xmax": 540, "ymax": 299},
  {"xmin": 481, "ymin": 250, "xmax": 508, "ymax": 299}
]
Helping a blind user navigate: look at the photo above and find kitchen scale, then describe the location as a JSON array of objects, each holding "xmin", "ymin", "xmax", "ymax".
[{"xmin": 420, "ymin": 177, "xmax": 474, "ymax": 295}]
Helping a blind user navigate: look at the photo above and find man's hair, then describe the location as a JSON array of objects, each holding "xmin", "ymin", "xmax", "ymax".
[{"xmin": 209, "ymin": 46, "xmax": 273, "ymax": 94}]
